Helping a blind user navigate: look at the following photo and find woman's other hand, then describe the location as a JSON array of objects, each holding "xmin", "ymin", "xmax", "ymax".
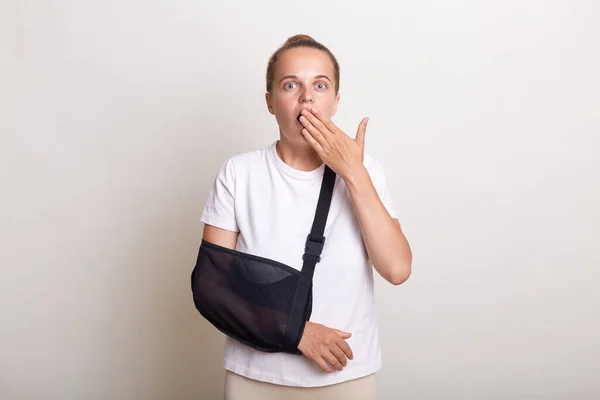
[{"xmin": 297, "ymin": 321, "xmax": 354, "ymax": 373}]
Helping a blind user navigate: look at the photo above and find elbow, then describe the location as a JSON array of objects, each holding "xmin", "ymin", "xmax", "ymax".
[
  {"xmin": 388, "ymin": 264, "xmax": 411, "ymax": 286},
  {"xmin": 388, "ymin": 240, "xmax": 412, "ymax": 285}
]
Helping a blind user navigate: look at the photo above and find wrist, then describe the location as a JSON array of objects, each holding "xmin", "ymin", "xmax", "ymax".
[{"xmin": 342, "ymin": 164, "xmax": 369, "ymax": 189}]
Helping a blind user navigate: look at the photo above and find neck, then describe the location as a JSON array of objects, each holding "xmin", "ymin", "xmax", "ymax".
[{"xmin": 276, "ymin": 136, "xmax": 323, "ymax": 172}]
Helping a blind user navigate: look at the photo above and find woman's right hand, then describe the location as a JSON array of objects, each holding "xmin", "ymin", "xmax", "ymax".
[{"xmin": 297, "ymin": 321, "xmax": 354, "ymax": 373}]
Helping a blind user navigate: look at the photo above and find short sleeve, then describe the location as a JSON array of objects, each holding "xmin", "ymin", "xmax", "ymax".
[
  {"xmin": 370, "ymin": 159, "xmax": 399, "ymax": 221},
  {"xmin": 200, "ymin": 158, "xmax": 239, "ymax": 232}
]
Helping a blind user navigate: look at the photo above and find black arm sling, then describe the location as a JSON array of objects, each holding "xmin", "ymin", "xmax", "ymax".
[{"xmin": 191, "ymin": 165, "xmax": 337, "ymax": 355}]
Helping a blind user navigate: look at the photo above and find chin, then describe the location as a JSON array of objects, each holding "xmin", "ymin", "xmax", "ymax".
[{"xmin": 287, "ymin": 132, "xmax": 311, "ymax": 147}]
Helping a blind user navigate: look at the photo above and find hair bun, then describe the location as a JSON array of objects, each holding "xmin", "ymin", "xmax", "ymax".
[{"xmin": 284, "ymin": 34, "xmax": 314, "ymax": 45}]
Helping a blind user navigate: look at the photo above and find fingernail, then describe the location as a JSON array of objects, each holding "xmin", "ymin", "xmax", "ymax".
[{"xmin": 312, "ymin": 108, "xmax": 318, "ymax": 113}]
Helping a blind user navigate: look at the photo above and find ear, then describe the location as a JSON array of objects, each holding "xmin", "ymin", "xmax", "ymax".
[
  {"xmin": 265, "ymin": 92, "xmax": 274, "ymax": 115},
  {"xmin": 331, "ymin": 92, "xmax": 341, "ymax": 117}
]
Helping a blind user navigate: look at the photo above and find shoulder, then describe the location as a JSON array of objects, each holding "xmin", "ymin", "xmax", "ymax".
[
  {"xmin": 362, "ymin": 152, "xmax": 386, "ymax": 177},
  {"xmin": 210, "ymin": 144, "xmax": 275, "ymax": 193},
  {"xmin": 220, "ymin": 144, "xmax": 271, "ymax": 172},
  {"xmin": 361, "ymin": 152, "xmax": 394, "ymax": 195},
  {"xmin": 214, "ymin": 144, "xmax": 270, "ymax": 178}
]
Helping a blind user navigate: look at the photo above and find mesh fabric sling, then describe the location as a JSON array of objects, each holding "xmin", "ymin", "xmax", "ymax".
[{"xmin": 191, "ymin": 165, "xmax": 337, "ymax": 355}]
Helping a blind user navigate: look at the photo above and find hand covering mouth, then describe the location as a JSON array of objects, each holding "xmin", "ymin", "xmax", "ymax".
[{"xmin": 297, "ymin": 109, "xmax": 312, "ymax": 121}]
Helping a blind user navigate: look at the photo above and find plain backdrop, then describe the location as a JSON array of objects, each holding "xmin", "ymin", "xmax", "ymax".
[{"xmin": 1, "ymin": 0, "xmax": 599, "ymax": 399}]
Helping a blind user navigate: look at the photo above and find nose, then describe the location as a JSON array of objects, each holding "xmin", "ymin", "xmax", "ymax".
[{"xmin": 299, "ymin": 87, "xmax": 314, "ymax": 104}]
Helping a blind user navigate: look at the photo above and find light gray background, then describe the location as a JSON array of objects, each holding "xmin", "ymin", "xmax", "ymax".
[{"xmin": 1, "ymin": 1, "xmax": 599, "ymax": 399}]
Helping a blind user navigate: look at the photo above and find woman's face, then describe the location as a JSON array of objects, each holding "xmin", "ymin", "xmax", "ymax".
[{"xmin": 266, "ymin": 47, "xmax": 340, "ymax": 144}]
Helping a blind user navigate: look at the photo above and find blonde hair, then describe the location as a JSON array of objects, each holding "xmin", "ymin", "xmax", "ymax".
[{"xmin": 266, "ymin": 34, "xmax": 340, "ymax": 94}]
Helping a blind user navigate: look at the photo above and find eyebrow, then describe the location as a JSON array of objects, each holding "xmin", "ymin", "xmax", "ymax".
[{"xmin": 279, "ymin": 75, "xmax": 332, "ymax": 83}]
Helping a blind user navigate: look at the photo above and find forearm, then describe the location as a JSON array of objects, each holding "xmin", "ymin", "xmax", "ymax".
[{"xmin": 343, "ymin": 166, "xmax": 412, "ymax": 285}]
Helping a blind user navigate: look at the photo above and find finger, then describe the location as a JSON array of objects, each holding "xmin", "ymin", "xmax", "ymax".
[
  {"xmin": 301, "ymin": 128, "xmax": 324, "ymax": 154},
  {"xmin": 323, "ymin": 352, "xmax": 344, "ymax": 371},
  {"xmin": 334, "ymin": 329, "xmax": 352, "ymax": 338},
  {"xmin": 299, "ymin": 115, "xmax": 328, "ymax": 148},
  {"xmin": 309, "ymin": 108, "xmax": 340, "ymax": 136},
  {"xmin": 303, "ymin": 108, "xmax": 334, "ymax": 136},
  {"xmin": 314, "ymin": 356, "xmax": 334, "ymax": 373},
  {"xmin": 355, "ymin": 117, "xmax": 368, "ymax": 149},
  {"xmin": 329, "ymin": 345, "xmax": 348, "ymax": 367},
  {"xmin": 336, "ymin": 338, "xmax": 354, "ymax": 360}
]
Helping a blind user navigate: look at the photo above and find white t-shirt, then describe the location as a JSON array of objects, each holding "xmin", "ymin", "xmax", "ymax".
[{"xmin": 200, "ymin": 140, "xmax": 398, "ymax": 387}]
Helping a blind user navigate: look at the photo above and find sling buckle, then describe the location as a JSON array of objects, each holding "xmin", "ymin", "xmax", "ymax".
[{"xmin": 303, "ymin": 234, "xmax": 326, "ymax": 263}]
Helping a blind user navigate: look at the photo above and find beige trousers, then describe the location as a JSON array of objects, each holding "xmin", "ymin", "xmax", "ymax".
[{"xmin": 223, "ymin": 370, "xmax": 377, "ymax": 400}]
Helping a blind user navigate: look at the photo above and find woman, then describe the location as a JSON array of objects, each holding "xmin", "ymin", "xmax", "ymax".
[{"xmin": 200, "ymin": 34, "xmax": 412, "ymax": 400}]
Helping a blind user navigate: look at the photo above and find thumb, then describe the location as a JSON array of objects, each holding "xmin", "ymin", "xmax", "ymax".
[
  {"xmin": 355, "ymin": 117, "xmax": 368, "ymax": 149},
  {"xmin": 334, "ymin": 329, "xmax": 352, "ymax": 338}
]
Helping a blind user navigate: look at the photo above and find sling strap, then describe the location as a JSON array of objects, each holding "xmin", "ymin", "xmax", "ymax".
[{"xmin": 283, "ymin": 164, "xmax": 337, "ymax": 352}]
